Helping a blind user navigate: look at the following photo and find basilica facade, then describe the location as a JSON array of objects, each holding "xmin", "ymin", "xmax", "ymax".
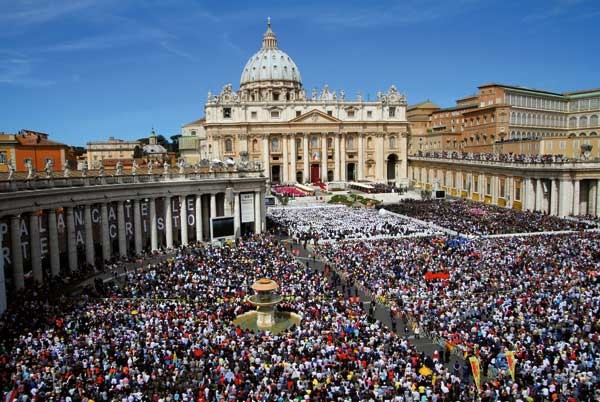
[{"xmin": 180, "ymin": 20, "xmax": 409, "ymax": 185}]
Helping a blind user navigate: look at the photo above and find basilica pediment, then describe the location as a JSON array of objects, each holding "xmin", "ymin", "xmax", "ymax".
[{"xmin": 289, "ymin": 109, "xmax": 342, "ymax": 124}]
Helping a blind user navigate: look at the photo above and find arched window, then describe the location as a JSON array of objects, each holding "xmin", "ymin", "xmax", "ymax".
[
  {"xmin": 590, "ymin": 115, "xmax": 599, "ymax": 127},
  {"xmin": 569, "ymin": 117, "xmax": 577, "ymax": 128},
  {"xmin": 225, "ymin": 138, "xmax": 233, "ymax": 153},
  {"xmin": 389, "ymin": 136, "xmax": 397, "ymax": 148},
  {"xmin": 579, "ymin": 116, "xmax": 588, "ymax": 127}
]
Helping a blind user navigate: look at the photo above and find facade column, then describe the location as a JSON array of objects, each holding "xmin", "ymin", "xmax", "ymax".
[
  {"xmin": 588, "ymin": 181, "xmax": 596, "ymax": 216},
  {"xmin": 559, "ymin": 179, "xmax": 573, "ymax": 216},
  {"xmin": 254, "ymin": 190, "xmax": 262, "ymax": 234},
  {"xmin": 321, "ymin": 133, "xmax": 328, "ymax": 182},
  {"xmin": 10, "ymin": 215, "xmax": 24, "ymax": 290},
  {"xmin": 357, "ymin": 133, "xmax": 365, "ymax": 180},
  {"xmin": 47, "ymin": 209, "xmax": 60, "ymax": 278},
  {"xmin": 524, "ymin": 178, "xmax": 533, "ymax": 211},
  {"xmin": 492, "ymin": 176, "xmax": 499, "ymax": 205},
  {"xmin": 66, "ymin": 207, "xmax": 77, "ymax": 273},
  {"xmin": 180, "ymin": 195, "xmax": 188, "ymax": 246},
  {"xmin": 233, "ymin": 192, "xmax": 240, "ymax": 237},
  {"xmin": 165, "ymin": 196, "xmax": 173, "ymax": 249},
  {"xmin": 573, "ymin": 179, "xmax": 580, "ymax": 216},
  {"xmin": 210, "ymin": 193, "xmax": 217, "ymax": 218},
  {"xmin": 302, "ymin": 133, "xmax": 309, "ymax": 183},
  {"xmin": 290, "ymin": 134, "xmax": 297, "ymax": 183},
  {"xmin": 399, "ymin": 133, "xmax": 408, "ymax": 180},
  {"xmin": 101, "ymin": 204, "xmax": 111, "ymax": 261},
  {"xmin": 535, "ymin": 179, "xmax": 543, "ymax": 212},
  {"xmin": 375, "ymin": 133, "xmax": 384, "ymax": 182},
  {"xmin": 340, "ymin": 133, "xmax": 347, "ymax": 181},
  {"xmin": 133, "ymin": 199, "xmax": 143, "ymax": 255},
  {"xmin": 149, "ymin": 198, "xmax": 158, "ymax": 251},
  {"xmin": 262, "ymin": 134, "xmax": 270, "ymax": 180},
  {"xmin": 334, "ymin": 133, "xmax": 341, "ymax": 181},
  {"xmin": 195, "ymin": 195, "xmax": 203, "ymax": 242},
  {"xmin": 29, "ymin": 213, "xmax": 42, "ymax": 283},
  {"xmin": 282, "ymin": 134, "xmax": 289, "ymax": 183},
  {"xmin": 84, "ymin": 204, "xmax": 95, "ymax": 266},
  {"xmin": 550, "ymin": 179, "xmax": 559, "ymax": 216},
  {"xmin": 117, "ymin": 201, "xmax": 127, "ymax": 257}
]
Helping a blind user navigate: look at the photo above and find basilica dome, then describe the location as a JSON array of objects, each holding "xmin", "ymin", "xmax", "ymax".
[{"xmin": 240, "ymin": 19, "xmax": 302, "ymax": 88}]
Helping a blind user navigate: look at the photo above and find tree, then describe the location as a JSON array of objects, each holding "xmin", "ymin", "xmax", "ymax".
[
  {"xmin": 169, "ymin": 135, "xmax": 181, "ymax": 153},
  {"xmin": 133, "ymin": 145, "xmax": 143, "ymax": 159},
  {"xmin": 136, "ymin": 137, "xmax": 150, "ymax": 146}
]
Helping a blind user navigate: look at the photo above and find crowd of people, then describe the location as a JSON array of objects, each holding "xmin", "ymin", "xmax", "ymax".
[
  {"xmin": 414, "ymin": 151, "xmax": 568, "ymax": 164},
  {"xmin": 314, "ymin": 233, "xmax": 600, "ymax": 401},
  {"xmin": 267, "ymin": 206, "xmax": 440, "ymax": 243},
  {"xmin": 385, "ymin": 199, "xmax": 595, "ymax": 235},
  {"xmin": 1, "ymin": 235, "xmax": 488, "ymax": 402}
]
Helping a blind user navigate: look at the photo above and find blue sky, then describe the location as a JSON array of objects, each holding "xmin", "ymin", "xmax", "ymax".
[{"xmin": 1, "ymin": 0, "xmax": 599, "ymax": 146}]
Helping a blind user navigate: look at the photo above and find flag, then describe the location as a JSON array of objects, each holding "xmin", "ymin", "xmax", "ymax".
[
  {"xmin": 469, "ymin": 356, "xmax": 481, "ymax": 391},
  {"xmin": 506, "ymin": 351, "xmax": 516, "ymax": 381}
]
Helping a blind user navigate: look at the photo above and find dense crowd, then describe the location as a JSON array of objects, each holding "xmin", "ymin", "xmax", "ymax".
[
  {"xmin": 385, "ymin": 200, "xmax": 595, "ymax": 235},
  {"xmin": 267, "ymin": 206, "xmax": 440, "ymax": 242},
  {"xmin": 2, "ymin": 235, "xmax": 485, "ymax": 402},
  {"xmin": 414, "ymin": 151, "xmax": 567, "ymax": 164},
  {"xmin": 315, "ymin": 233, "xmax": 600, "ymax": 401}
]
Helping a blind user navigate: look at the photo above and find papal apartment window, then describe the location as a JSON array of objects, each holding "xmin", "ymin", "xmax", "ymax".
[
  {"xmin": 271, "ymin": 110, "xmax": 280, "ymax": 119},
  {"xmin": 251, "ymin": 111, "xmax": 257, "ymax": 119},
  {"xmin": 223, "ymin": 108, "xmax": 232, "ymax": 118},
  {"xmin": 389, "ymin": 107, "xmax": 396, "ymax": 118}
]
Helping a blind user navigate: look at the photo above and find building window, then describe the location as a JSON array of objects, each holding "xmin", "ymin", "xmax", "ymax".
[
  {"xmin": 389, "ymin": 136, "xmax": 396, "ymax": 148},
  {"xmin": 327, "ymin": 110, "xmax": 333, "ymax": 116},
  {"xmin": 310, "ymin": 136, "xmax": 318, "ymax": 148},
  {"xmin": 251, "ymin": 111, "xmax": 257, "ymax": 119},
  {"xmin": 271, "ymin": 138, "xmax": 279, "ymax": 152},
  {"xmin": 367, "ymin": 110, "xmax": 373, "ymax": 118},
  {"xmin": 347, "ymin": 110, "xmax": 355, "ymax": 118},
  {"xmin": 225, "ymin": 138, "xmax": 233, "ymax": 153},
  {"xmin": 0, "ymin": 152, "xmax": 6, "ymax": 164},
  {"xmin": 327, "ymin": 138, "xmax": 333, "ymax": 148},
  {"xmin": 223, "ymin": 108, "xmax": 232, "ymax": 118},
  {"xmin": 271, "ymin": 110, "xmax": 280, "ymax": 119},
  {"xmin": 473, "ymin": 176, "xmax": 479, "ymax": 193},
  {"xmin": 296, "ymin": 138, "xmax": 302, "ymax": 149},
  {"xmin": 24, "ymin": 158, "xmax": 32, "ymax": 166},
  {"xmin": 347, "ymin": 136, "xmax": 354, "ymax": 150},
  {"xmin": 252, "ymin": 139, "xmax": 258, "ymax": 152},
  {"xmin": 191, "ymin": 130, "xmax": 197, "ymax": 136},
  {"xmin": 273, "ymin": 92, "xmax": 280, "ymax": 101},
  {"xmin": 45, "ymin": 158, "xmax": 54, "ymax": 165},
  {"xmin": 296, "ymin": 110, "xmax": 301, "ymax": 117},
  {"xmin": 389, "ymin": 107, "xmax": 396, "ymax": 118},
  {"xmin": 486, "ymin": 178, "xmax": 491, "ymax": 195}
]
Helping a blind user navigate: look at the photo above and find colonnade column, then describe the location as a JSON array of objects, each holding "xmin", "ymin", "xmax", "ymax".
[
  {"xmin": 29, "ymin": 213, "xmax": 42, "ymax": 283},
  {"xmin": 321, "ymin": 134, "xmax": 327, "ymax": 182},
  {"xmin": 117, "ymin": 201, "xmax": 127, "ymax": 257},
  {"xmin": 195, "ymin": 195, "xmax": 203, "ymax": 242},
  {"xmin": 66, "ymin": 207, "xmax": 77, "ymax": 273},
  {"xmin": 290, "ymin": 134, "xmax": 297, "ymax": 183},
  {"xmin": 165, "ymin": 196, "xmax": 173, "ymax": 249},
  {"xmin": 282, "ymin": 134, "xmax": 289, "ymax": 183},
  {"xmin": 133, "ymin": 199, "xmax": 143, "ymax": 255},
  {"xmin": 233, "ymin": 192, "xmax": 240, "ymax": 237},
  {"xmin": 302, "ymin": 134, "xmax": 309, "ymax": 183},
  {"xmin": 573, "ymin": 179, "xmax": 580, "ymax": 216},
  {"xmin": 47, "ymin": 209, "xmax": 60, "ymax": 277},
  {"xmin": 180, "ymin": 195, "xmax": 188, "ymax": 246},
  {"xmin": 550, "ymin": 179, "xmax": 559, "ymax": 216},
  {"xmin": 254, "ymin": 190, "xmax": 262, "ymax": 234},
  {"xmin": 340, "ymin": 134, "xmax": 346, "ymax": 181},
  {"xmin": 149, "ymin": 198, "xmax": 158, "ymax": 251},
  {"xmin": 10, "ymin": 216, "xmax": 24, "ymax": 290},
  {"xmin": 84, "ymin": 205, "xmax": 95, "ymax": 266},
  {"xmin": 559, "ymin": 179, "xmax": 573, "ymax": 216},
  {"xmin": 357, "ymin": 134, "xmax": 364, "ymax": 180},
  {"xmin": 535, "ymin": 179, "xmax": 543, "ymax": 212},
  {"xmin": 334, "ymin": 134, "xmax": 341, "ymax": 181},
  {"xmin": 101, "ymin": 204, "xmax": 111, "ymax": 261},
  {"xmin": 262, "ymin": 134, "xmax": 270, "ymax": 180}
]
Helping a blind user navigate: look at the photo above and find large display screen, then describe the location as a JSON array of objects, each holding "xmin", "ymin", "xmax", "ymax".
[{"xmin": 211, "ymin": 217, "xmax": 234, "ymax": 239}]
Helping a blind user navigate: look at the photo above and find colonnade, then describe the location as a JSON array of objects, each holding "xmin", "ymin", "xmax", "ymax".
[{"xmin": 2, "ymin": 190, "xmax": 265, "ymax": 292}]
